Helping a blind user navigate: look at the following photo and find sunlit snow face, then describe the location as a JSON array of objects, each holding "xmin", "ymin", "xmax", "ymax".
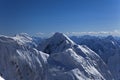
[{"xmin": 0, "ymin": 76, "xmax": 4, "ymax": 80}]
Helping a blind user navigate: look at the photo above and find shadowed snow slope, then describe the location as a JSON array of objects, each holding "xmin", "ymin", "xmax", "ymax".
[
  {"xmin": 0, "ymin": 33, "xmax": 114, "ymax": 80},
  {"xmin": 37, "ymin": 32, "xmax": 76, "ymax": 54},
  {"xmin": 71, "ymin": 35, "xmax": 120, "ymax": 80},
  {"xmin": 0, "ymin": 36, "xmax": 48, "ymax": 80},
  {"xmin": 38, "ymin": 32, "xmax": 114, "ymax": 80}
]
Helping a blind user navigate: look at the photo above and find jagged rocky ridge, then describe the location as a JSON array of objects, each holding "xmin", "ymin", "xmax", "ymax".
[
  {"xmin": 0, "ymin": 33, "xmax": 115, "ymax": 80},
  {"xmin": 71, "ymin": 35, "xmax": 120, "ymax": 80}
]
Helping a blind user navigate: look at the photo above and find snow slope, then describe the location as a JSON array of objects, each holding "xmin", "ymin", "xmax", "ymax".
[
  {"xmin": 0, "ymin": 33, "xmax": 115, "ymax": 80},
  {"xmin": 71, "ymin": 35, "xmax": 120, "ymax": 80},
  {"xmin": 0, "ymin": 76, "xmax": 4, "ymax": 80},
  {"xmin": 0, "ymin": 35, "xmax": 48, "ymax": 80},
  {"xmin": 13, "ymin": 33, "xmax": 42, "ymax": 48},
  {"xmin": 38, "ymin": 32, "xmax": 114, "ymax": 80}
]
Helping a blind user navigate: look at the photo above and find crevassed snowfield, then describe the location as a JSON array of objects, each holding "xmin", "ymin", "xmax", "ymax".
[{"xmin": 0, "ymin": 32, "xmax": 120, "ymax": 80}]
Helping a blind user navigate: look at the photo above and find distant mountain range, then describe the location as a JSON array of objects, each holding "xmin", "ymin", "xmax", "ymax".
[{"xmin": 0, "ymin": 32, "xmax": 120, "ymax": 80}]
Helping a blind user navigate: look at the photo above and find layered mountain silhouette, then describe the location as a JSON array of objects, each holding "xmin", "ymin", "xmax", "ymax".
[{"xmin": 0, "ymin": 32, "xmax": 119, "ymax": 80}]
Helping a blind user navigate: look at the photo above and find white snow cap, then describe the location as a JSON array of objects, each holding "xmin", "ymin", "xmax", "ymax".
[
  {"xmin": 52, "ymin": 32, "xmax": 75, "ymax": 44},
  {"xmin": 0, "ymin": 76, "xmax": 4, "ymax": 80}
]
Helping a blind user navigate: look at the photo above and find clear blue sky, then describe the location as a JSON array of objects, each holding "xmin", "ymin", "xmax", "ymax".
[{"xmin": 0, "ymin": 0, "xmax": 120, "ymax": 35}]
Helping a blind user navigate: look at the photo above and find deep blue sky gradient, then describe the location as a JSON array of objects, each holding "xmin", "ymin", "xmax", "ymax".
[{"xmin": 0, "ymin": 0, "xmax": 120, "ymax": 35}]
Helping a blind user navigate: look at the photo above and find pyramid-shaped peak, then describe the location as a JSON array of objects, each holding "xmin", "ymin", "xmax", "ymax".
[
  {"xmin": 53, "ymin": 32, "xmax": 66, "ymax": 37},
  {"xmin": 37, "ymin": 32, "xmax": 76, "ymax": 54},
  {"xmin": 52, "ymin": 32, "xmax": 75, "ymax": 44},
  {"xmin": 106, "ymin": 35, "xmax": 114, "ymax": 40}
]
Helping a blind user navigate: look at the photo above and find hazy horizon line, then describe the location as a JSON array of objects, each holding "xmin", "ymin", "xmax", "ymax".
[{"xmin": 1, "ymin": 30, "xmax": 120, "ymax": 37}]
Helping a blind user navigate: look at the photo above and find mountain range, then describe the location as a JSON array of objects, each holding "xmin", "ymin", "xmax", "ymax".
[{"xmin": 0, "ymin": 32, "xmax": 120, "ymax": 80}]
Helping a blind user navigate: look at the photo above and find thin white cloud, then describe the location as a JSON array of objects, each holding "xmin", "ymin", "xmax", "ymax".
[
  {"xmin": 35, "ymin": 32, "xmax": 54, "ymax": 38},
  {"xmin": 65, "ymin": 30, "xmax": 120, "ymax": 36},
  {"xmin": 36, "ymin": 32, "xmax": 44, "ymax": 35},
  {"xmin": 35, "ymin": 30, "xmax": 120, "ymax": 37}
]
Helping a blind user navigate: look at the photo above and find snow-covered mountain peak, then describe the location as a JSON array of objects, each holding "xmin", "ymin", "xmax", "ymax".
[
  {"xmin": 37, "ymin": 32, "xmax": 76, "ymax": 54},
  {"xmin": 14, "ymin": 33, "xmax": 32, "ymax": 42},
  {"xmin": 52, "ymin": 32, "xmax": 75, "ymax": 45},
  {"xmin": 105, "ymin": 35, "xmax": 114, "ymax": 40},
  {"xmin": 0, "ymin": 33, "xmax": 117, "ymax": 80},
  {"xmin": 16, "ymin": 33, "xmax": 30, "ymax": 36},
  {"xmin": 12, "ymin": 33, "xmax": 38, "ymax": 47}
]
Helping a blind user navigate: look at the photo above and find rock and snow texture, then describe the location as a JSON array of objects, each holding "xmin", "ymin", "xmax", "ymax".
[
  {"xmin": 71, "ymin": 35, "xmax": 120, "ymax": 80},
  {"xmin": 37, "ymin": 32, "xmax": 76, "ymax": 54},
  {"xmin": 13, "ymin": 33, "xmax": 33, "ymax": 46},
  {"xmin": 0, "ymin": 36, "xmax": 48, "ymax": 80},
  {"xmin": 13, "ymin": 33, "xmax": 42, "ymax": 47},
  {"xmin": 0, "ymin": 76, "xmax": 4, "ymax": 80},
  {"xmin": 38, "ymin": 32, "xmax": 113, "ymax": 80},
  {"xmin": 0, "ymin": 32, "xmax": 116, "ymax": 80},
  {"xmin": 108, "ymin": 52, "xmax": 120, "ymax": 80}
]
